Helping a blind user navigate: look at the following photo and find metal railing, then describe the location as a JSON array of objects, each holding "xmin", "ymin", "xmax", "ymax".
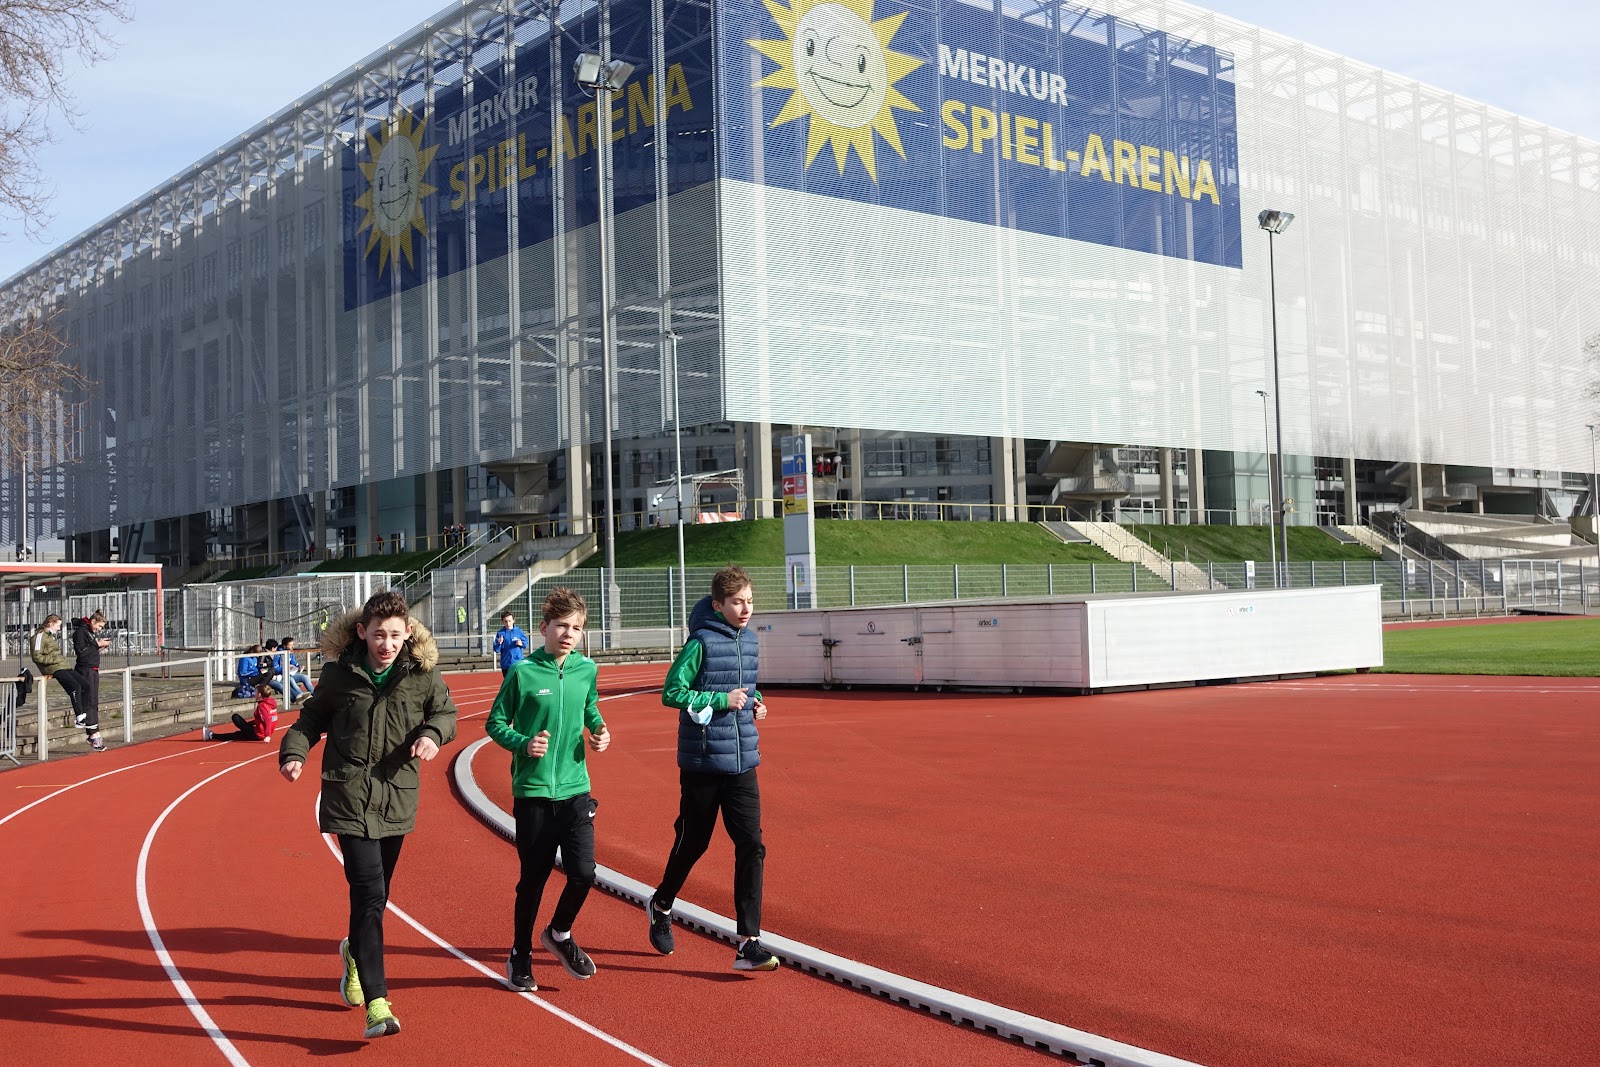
[{"xmin": 2, "ymin": 676, "xmax": 19, "ymax": 766}]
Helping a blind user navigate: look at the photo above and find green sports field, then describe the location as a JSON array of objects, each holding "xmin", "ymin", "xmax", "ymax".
[{"xmin": 1380, "ymin": 617, "xmax": 1600, "ymax": 677}]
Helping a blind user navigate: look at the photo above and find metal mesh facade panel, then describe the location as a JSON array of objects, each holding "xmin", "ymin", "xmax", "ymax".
[{"xmin": 715, "ymin": 0, "xmax": 1600, "ymax": 472}]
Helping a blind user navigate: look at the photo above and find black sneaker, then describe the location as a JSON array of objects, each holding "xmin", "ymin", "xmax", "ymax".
[
  {"xmin": 647, "ymin": 902, "xmax": 674, "ymax": 955},
  {"xmin": 505, "ymin": 949, "xmax": 536, "ymax": 991},
  {"xmin": 733, "ymin": 939, "xmax": 779, "ymax": 972},
  {"xmin": 541, "ymin": 926, "xmax": 595, "ymax": 980},
  {"xmin": 88, "ymin": 734, "xmax": 106, "ymax": 752}
]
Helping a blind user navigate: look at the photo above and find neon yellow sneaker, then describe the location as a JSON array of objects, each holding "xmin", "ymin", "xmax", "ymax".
[
  {"xmin": 338, "ymin": 938, "xmax": 363, "ymax": 1008},
  {"xmin": 363, "ymin": 997, "xmax": 400, "ymax": 1039}
]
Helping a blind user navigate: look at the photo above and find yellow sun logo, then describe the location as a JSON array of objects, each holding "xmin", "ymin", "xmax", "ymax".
[
  {"xmin": 749, "ymin": 0, "xmax": 922, "ymax": 179},
  {"xmin": 354, "ymin": 107, "xmax": 439, "ymax": 278}
]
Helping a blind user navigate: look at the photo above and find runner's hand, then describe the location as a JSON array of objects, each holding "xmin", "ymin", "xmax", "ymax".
[
  {"xmin": 588, "ymin": 726, "xmax": 611, "ymax": 753},
  {"xmin": 527, "ymin": 730, "xmax": 550, "ymax": 758},
  {"xmin": 280, "ymin": 760, "xmax": 303, "ymax": 783},
  {"xmin": 412, "ymin": 736, "xmax": 440, "ymax": 761}
]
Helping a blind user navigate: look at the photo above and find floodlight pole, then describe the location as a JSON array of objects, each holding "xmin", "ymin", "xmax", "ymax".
[
  {"xmin": 1259, "ymin": 209, "xmax": 1295, "ymax": 588},
  {"xmin": 1257, "ymin": 389, "xmax": 1278, "ymax": 587},
  {"xmin": 577, "ymin": 8, "xmax": 632, "ymax": 649},
  {"xmin": 1589, "ymin": 423, "xmax": 1598, "ymax": 599},
  {"xmin": 670, "ymin": 331, "xmax": 688, "ymax": 643}
]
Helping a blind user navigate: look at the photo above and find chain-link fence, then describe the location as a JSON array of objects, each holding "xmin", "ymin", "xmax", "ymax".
[{"xmin": 9, "ymin": 556, "xmax": 1593, "ymax": 663}]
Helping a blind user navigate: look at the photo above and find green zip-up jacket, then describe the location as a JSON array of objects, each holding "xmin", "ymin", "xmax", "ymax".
[{"xmin": 485, "ymin": 647, "xmax": 605, "ymax": 800}]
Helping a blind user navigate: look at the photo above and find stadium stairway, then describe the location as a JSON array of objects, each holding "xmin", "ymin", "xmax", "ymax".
[{"xmin": 1066, "ymin": 521, "xmax": 1217, "ymax": 591}]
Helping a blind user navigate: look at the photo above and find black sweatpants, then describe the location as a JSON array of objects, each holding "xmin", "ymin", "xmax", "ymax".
[
  {"xmin": 209, "ymin": 712, "xmax": 261, "ymax": 741},
  {"xmin": 81, "ymin": 666, "xmax": 100, "ymax": 731},
  {"xmin": 512, "ymin": 794, "xmax": 597, "ymax": 954},
  {"xmin": 49, "ymin": 669, "xmax": 88, "ymax": 728},
  {"xmin": 652, "ymin": 768, "xmax": 766, "ymax": 937},
  {"xmin": 338, "ymin": 834, "xmax": 405, "ymax": 1002}
]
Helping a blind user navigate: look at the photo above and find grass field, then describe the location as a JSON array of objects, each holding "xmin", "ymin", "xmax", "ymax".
[
  {"xmin": 579, "ymin": 518, "xmax": 1120, "ymax": 568},
  {"xmin": 1381, "ymin": 617, "xmax": 1600, "ymax": 676},
  {"xmin": 1129, "ymin": 524, "xmax": 1380, "ymax": 562}
]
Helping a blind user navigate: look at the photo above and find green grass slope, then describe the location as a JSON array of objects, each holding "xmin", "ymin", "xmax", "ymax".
[
  {"xmin": 580, "ymin": 518, "xmax": 1120, "ymax": 568},
  {"xmin": 1129, "ymin": 524, "xmax": 1379, "ymax": 562}
]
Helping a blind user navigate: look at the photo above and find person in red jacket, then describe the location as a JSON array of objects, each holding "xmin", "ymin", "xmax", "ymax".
[{"xmin": 204, "ymin": 683, "xmax": 279, "ymax": 742}]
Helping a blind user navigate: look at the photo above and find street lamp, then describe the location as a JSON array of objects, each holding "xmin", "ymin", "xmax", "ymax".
[
  {"xmin": 1258, "ymin": 208, "xmax": 1294, "ymax": 587},
  {"xmin": 1256, "ymin": 389, "xmax": 1278, "ymax": 587},
  {"xmin": 1588, "ymin": 424, "xmax": 1598, "ymax": 596},
  {"xmin": 574, "ymin": 32, "xmax": 634, "ymax": 648},
  {"xmin": 669, "ymin": 331, "xmax": 688, "ymax": 642}
]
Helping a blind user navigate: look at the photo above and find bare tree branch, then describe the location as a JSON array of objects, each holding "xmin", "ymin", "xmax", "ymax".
[
  {"xmin": 0, "ymin": 0, "xmax": 131, "ymax": 238},
  {"xmin": 0, "ymin": 309, "xmax": 86, "ymax": 463}
]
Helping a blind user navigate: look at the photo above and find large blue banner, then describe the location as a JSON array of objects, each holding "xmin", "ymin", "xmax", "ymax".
[
  {"xmin": 342, "ymin": 0, "xmax": 714, "ymax": 311},
  {"xmin": 720, "ymin": 0, "xmax": 1242, "ymax": 268}
]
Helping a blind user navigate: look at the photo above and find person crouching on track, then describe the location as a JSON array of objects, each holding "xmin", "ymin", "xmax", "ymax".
[
  {"xmin": 647, "ymin": 565, "xmax": 778, "ymax": 972},
  {"xmin": 486, "ymin": 586, "xmax": 611, "ymax": 992},
  {"xmin": 278, "ymin": 590, "xmax": 458, "ymax": 1040},
  {"xmin": 29, "ymin": 614, "xmax": 98, "ymax": 751},
  {"xmin": 204, "ymin": 682, "xmax": 278, "ymax": 742}
]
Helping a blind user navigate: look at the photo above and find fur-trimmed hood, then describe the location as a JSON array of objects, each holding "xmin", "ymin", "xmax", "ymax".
[{"xmin": 318, "ymin": 608, "xmax": 439, "ymax": 673}]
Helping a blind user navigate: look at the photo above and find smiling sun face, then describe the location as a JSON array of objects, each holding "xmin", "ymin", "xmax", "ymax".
[
  {"xmin": 354, "ymin": 107, "xmax": 439, "ymax": 278},
  {"xmin": 750, "ymin": 0, "xmax": 921, "ymax": 178}
]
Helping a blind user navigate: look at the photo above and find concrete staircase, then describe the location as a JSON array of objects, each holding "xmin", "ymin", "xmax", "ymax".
[{"xmin": 1067, "ymin": 522, "xmax": 1215, "ymax": 591}]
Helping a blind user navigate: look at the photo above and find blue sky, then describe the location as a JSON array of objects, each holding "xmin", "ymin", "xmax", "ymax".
[{"xmin": 2, "ymin": 0, "xmax": 1596, "ymax": 281}]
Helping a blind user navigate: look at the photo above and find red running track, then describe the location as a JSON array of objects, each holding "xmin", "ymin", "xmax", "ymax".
[
  {"xmin": 3, "ymin": 664, "xmax": 1597, "ymax": 1065},
  {"xmin": 474, "ymin": 667, "xmax": 1600, "ymax": 1067},
  {"xmin": 0, "ymin": 668, "xmax": 1047, "ymax": 1067}
]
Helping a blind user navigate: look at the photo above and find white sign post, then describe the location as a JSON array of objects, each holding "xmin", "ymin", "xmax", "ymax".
[{"xmin": 781, "ymin": 434, "xmax": 817, "ymax": 609}]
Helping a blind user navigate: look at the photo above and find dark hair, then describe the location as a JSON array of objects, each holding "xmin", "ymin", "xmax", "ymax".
[
  {"xmin": 280, "ymin": 637, "xmax": 295, "ymax": 648},
  {"xmin": 712, "ymin": 565, "xmax": 752, "ymax": 603},
  {"xmin": 42, "ymin": 613, "xmax": 61, "ymax": 627},
  {"xmin": 264, "ymin": 639, "xmax": 280, "ymax": 650},
  {"xmin": 359, "ymin": 589, "xmax": 410, "ymax": 628},
  {"xmin": 89, "ymin": 609, "xmax": 107, "ymax": 625},
  {"xmin": 542, "ymin": 586, "xmax": 587, "ymax": 624},
  {"xmin": 256, "ymin": 682, "xmax": 273, "ymax": 698}
]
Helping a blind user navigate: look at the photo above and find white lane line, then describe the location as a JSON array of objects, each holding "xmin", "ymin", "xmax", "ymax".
[
  {"xmin": 136, "ymin": 751, "xmax": 277, "ymax": 1067},
  {"xmin": 0, "ymin": 744, "xmax": 212, "ymax": 829}
]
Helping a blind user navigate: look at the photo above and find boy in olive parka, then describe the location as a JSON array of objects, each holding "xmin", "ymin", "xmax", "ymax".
[{"xmin": 279, "ymin": 590, "xmax": 457, "ymax": 1040}]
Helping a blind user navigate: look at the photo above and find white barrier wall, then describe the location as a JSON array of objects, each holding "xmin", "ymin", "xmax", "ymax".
[{"xmin": 757, "ymin": 587, "xmax": 1383, "ymax": 691}]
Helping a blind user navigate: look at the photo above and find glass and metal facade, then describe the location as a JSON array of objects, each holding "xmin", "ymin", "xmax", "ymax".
[{"xmin": 1, "ymin": 0, "xmax": 1596, "ymax": 552}]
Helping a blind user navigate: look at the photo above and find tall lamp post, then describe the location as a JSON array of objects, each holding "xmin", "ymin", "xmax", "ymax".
[
  {"xmin": 1256, "ymin": 389, "xmax": 1278, "ymax": 587},
  {"xmin": 574, "ymin": 35, "xmax": 635, "ymax": 648},
  {"xmin": 1588, "ymin": 423, "xmax": 1599, "ymax": 598},
  {"xmin": 669, "ymin": 331, "xmax": 688, "ymax": 642},
  {"xmin": 1258, "ymin": 208, "xmax": 1295, "ymax": 587}
]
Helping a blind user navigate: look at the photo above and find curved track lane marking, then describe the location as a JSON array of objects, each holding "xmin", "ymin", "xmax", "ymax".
[
  {"xmin": 0, "ymin": 744, "xmax": 211, "ymax": 829},
  {"xmin": 456, "ymin": 721, "xmax": 1208, "ymax": 1067},
  {"xmin": 136, "ymin": 750, "xmax": 278, "ymax": 1067},
  {"xmin": 311, "ymin": 779, "xmax": 671, "ymax": 1066}
]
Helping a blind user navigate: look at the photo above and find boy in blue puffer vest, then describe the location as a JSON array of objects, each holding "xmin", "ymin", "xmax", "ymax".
[{"xmin": 646, "ymin": 565, "xmax": 777, "ymax": 972}]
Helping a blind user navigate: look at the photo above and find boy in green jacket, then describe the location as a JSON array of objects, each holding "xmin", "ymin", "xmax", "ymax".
[{"xmin": 485, "ymin": 586, "xmax": 611, "ymax": 991}]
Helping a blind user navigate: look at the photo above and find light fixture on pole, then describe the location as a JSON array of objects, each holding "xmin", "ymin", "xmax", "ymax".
[
  {"xmin": 1256, "ymin": 389, "xmax": 1278, "ymax": 587},
  {"xmin": 669, "ymin": 330, "xmax": 688, "ymax": 643},
  {"xmin": 1258, "ymin": 208, "xmax": 1294, "ymax": 588},
  {"xmin": 574, "ymin": 30, "xmax": 634, "ymax": 648},
  {"xmin": 1589, "ymin": 423, "xmax": 1598, "ymax": 595}
]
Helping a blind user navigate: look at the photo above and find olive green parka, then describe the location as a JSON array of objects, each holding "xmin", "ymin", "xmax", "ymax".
[{"xmin": 278, "ymin": 609, "xmax": 458, "ymax": 838}]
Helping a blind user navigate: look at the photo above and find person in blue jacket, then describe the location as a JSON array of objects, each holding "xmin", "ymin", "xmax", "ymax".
[
  {"xmin": 492, "ymin": 612, "xmax": 529, "ymax": 677},
  {"xmin": 645, "ymin": 565, "xmax": 777, "ymax": 972}
]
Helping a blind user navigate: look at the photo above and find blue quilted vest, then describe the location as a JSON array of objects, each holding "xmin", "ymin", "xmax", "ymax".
[{"xmin": 677, "ymin": 596, "xmax": 761, "ymax": 774}]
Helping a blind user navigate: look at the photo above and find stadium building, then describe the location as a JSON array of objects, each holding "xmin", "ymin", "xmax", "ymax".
[{"xmin": 1, "ymin": 0, "xmax": 1597, "ymax": 567}]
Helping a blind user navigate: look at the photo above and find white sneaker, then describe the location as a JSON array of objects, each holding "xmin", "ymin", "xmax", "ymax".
[{"xmin": 202, "ymin": 728, "xmax": 214, "ymax": 740}]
